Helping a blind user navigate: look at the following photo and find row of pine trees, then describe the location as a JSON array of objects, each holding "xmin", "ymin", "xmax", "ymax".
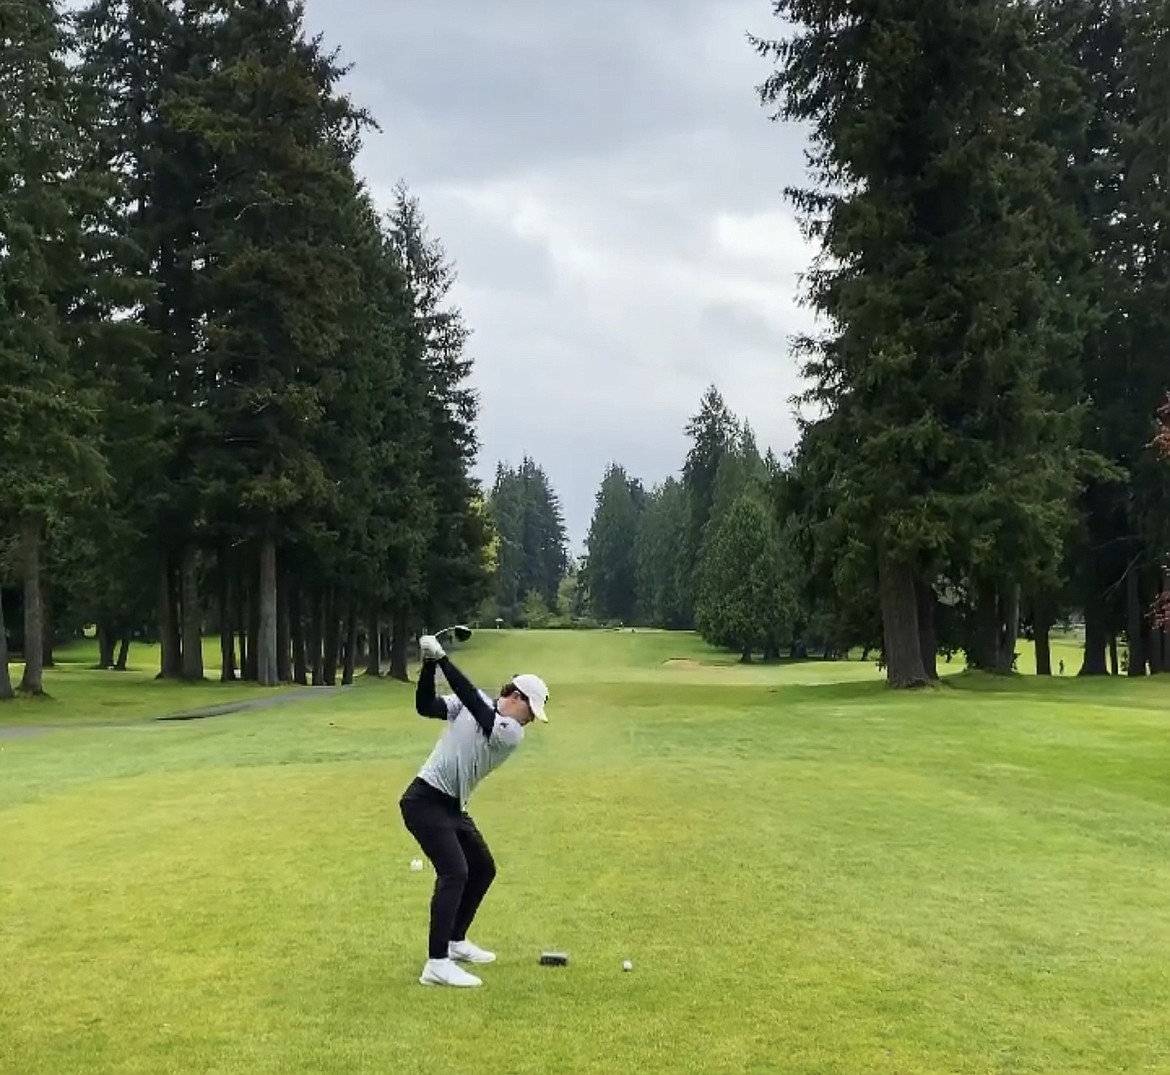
[
  {"xmin": 760, "ymin": 0, "xmax": 1170, "ymax": 685},
  {"xmin": 579, "ymin": 388, "xmax": 800, "ymax": 659},
  {"xmin": 579, "ymin": 1, "xmax": 1170, "ymax": 682},
  {"xmin": 483, "ymin": 460, "xmax": 571, "ymax": 625},
  {"xmin": 7, "ymin": 0, "xmax": 1170, "ymax": 694},
  {"xmin": 0, "ymin": 0, "xmax": 489, "ymax": 698}
]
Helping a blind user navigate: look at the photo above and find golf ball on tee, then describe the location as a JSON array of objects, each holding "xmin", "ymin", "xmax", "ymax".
[{"xmin": 623, "ymin": 960, "xmax": 633, "ymax": 972}]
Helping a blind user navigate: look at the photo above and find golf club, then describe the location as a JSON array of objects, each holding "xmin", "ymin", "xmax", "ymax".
[{"xmin": 434, "ymin": 624, "xmax": 473, "ymax": 643}]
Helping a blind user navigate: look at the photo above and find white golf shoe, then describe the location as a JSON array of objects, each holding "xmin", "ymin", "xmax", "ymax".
[
  {"xmin": 449, "ymin": 939, "xmax": 496, "ymax": 964},
  {"xmin": 419, "ymin": 957, "xmax": 482, "ymax": 987}
]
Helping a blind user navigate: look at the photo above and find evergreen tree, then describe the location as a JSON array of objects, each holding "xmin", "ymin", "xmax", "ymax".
[
  {"xmin": 584, "ymin": 464, "xmax": 644, "ymax": 623},
  {"xmin": 1056, "ymin": 0, "xmax": 1170, "ymax": 676},
  {"xmin": 769, "ymin": 432, "xmax": 881, "ymax": 661},
  {"xmin": 74, "ymin": 0, "xmax": 216, "ymax": 681},
  {"xmin": 487, "ymin": 459, "xmax": 568, "ymax": 618},
  {"xmin": 754, "ymin": 0, "xmax": 1086, "ymax": 686},
  {"xmin": 555, "ymin": 565, "xmax": 586, "ymax": 621},
  {"xmin": 388, "ymin": 184, "xmax": 489, "ymax": 636},
  {"xmin": 679, "ymin": 385, "xmax": 737, "ymax": 625},
  {"xmin": 169, "ymin": 0, "xmax": 371, "ymax": 685},
  {"xmin": 634, "ymin": 478, "xmax": 690, "ymax": 628},
  {"xmin": 695, "ymin": 492, "xmax": 794, "ymax": 662},
  {"xmin": 56, "ymin": 0, "xmax": 161, "ymax": 675},
  {"xmin": 0, "ymin": 0, "xmax": 108, "ymax": 695},
  {"xmin": 341, "ymin": 195, "xmax": 433, "ymax": 683},
  {"xmin": 1, "ymin": 1, "xmax": 498, "ymax": 690},
  {"xmin": 705, "ymin": 421, "xmax": 766, "ymax": 549}
]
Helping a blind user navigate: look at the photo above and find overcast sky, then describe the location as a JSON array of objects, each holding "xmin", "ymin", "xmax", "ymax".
[{"xmin": 301, "ymin": 0, "xmax": 817, "ymax": 551}]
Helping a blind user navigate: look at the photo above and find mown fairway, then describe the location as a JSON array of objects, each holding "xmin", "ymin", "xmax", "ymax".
[{"xmin": 3, "ymin": 630, "xmax": 1170, "ymax": 1074}]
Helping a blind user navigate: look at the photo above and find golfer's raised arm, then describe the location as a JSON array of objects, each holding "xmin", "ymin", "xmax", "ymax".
[
  {"xmin": 415, "ymin": 658, "xmax": 448, "ymax": 719},
  {"xmin": 437, "ymin": 656, "xmax": 495, "ymax": 736}
]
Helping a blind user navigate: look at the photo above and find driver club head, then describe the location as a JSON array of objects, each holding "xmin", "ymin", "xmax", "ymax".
[{"xmin": 436, "ymin": 624, "xmax": 473, "ymax": 643}]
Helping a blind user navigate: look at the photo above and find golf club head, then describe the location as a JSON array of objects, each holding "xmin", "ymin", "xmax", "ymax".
[{"xmin": 436, "ymin": 624, "xmax": 473, "ymax": 643}]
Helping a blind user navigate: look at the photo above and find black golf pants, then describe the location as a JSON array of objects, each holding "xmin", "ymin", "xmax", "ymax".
[{"xmin": 399, "ymin": 777, "xmax": 497, "ymax": 960}]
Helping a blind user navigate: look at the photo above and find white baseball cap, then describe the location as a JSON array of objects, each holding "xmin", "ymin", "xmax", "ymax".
[{"xmin": 511, "ymin": 673, "xmax": 549, "ymax": 722}]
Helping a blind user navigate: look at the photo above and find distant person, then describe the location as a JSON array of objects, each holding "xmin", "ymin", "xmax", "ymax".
[
  {"xmin": 1059, "ymin": 659, "xmax": 1065, "ymax": 675},
  {"xmin": 399, "ymin": 633, "xmax": 549, "ymax": 988}
]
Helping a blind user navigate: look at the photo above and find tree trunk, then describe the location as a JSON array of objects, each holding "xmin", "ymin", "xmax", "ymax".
[
  {"xmin": 739, "ymin": 645, "xmax": 752, "ymax": 664},
  {"xmin": 342, "ymin": 603, "xmax": 357, "ymax": 686},
  {"xmin": 877, "ymin": 548, "xmax": 928, "ymax": 688},
  {"xmin": 98, "ymin": 622, "xmax": 116, "ymax": 669},
  {"xmin": 998, "ymin": 583, "xmax": 1020, "ymax": 674},
  {"xmin": 967, "ymin": 581, "xmax": 1000, "ymax": 672},
  {"xmin": 276, "ymin": 563, "xmax": 292, "ymax": 684},
  {"xmin": 157, "ymin": 552, "xmax": 182, "ymax": 679},
  {"xmin": 219, "ymin": 555, "xmax": 236, "ymax": 682},
  {"xmin": 1034, "ymin": 601, "xmax": 1052, "ymax": 677},
  {"xmin": 1108, "ymin": 634, "xmax": 1119, "ymax": 676},
  {"xmin": 1145, "ymin": 621, "xmax": 1160, "ymax": 674},
  {"xmin": 0, "ymin": 586, "xmax": 13, "ymax": 700},
  {"xmin": 256, "ymin": 536, "xmax": 279, "ymax": 687},
  {"xmin": 115, "ymin": 632, "xmax": 131, "ymax": 671},
  {"xmin": 236, "ymin": 566, "xmax": 249, "ymax": 679},
  {"xmin": 41, "ymin": 589, "xmax": 54, "ymax": 668},
  {"xmin": 915, "ymin": 576, "xmax": 938, "ymax": 681},
  {"xmin": 1126, "ymin": 558, "xmax": 1146, "ymax": 676},
  {"xmin": 290, "ymin": 586, "xmax": 307, "ymax": 685},
  {"xmin": 180, "ymin": 543, "xmax": 204, "ymax": 680},
  {"xmin": 18, "ymin": 518, "xmax": 45, "ymax": 695},
  {"xmin": 245, "ymin": 576, "xmax": 260, "ymax": 682},
  {"xmin": 389, "ymin": 604, "xmax": 409, "ymax": 682},
  {"xmin": 309, "ymin": 588, "xmax": 324, "ymax": 686},
  {"xmin": 365, "ymin": 604, "xmax": 381, "ymax": 677},
  {"xmin": 1080, "ymin": 602, "xmax": 1109, "ymax": 675},
  {"xmin": 322, "ymin": 585, "xmax": 340, "ymax": 687}
]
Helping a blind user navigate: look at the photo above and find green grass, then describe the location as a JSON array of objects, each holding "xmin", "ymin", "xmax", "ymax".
[
  {"xmin": 1, "ymin": 636, "xmax": 296, "ymax": 728},
  {"xmin": 3, "ymin": 629, "xmax": 1170, "ymax": 1073}
]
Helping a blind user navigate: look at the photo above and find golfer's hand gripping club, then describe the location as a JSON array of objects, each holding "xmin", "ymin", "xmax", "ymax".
[{"xmin": 419, "ymin": 634, "xmax": 446, "ymax": 662}]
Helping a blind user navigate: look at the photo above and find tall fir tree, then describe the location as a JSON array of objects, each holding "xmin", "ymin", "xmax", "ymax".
[
  {"xmin": 169, "ymin": 0, "xmax": 371, "ymax": 685},
  {"xmin": 695, "ymin": 491, "xmax": 794, "ymax": 662},
  {"xmin": 388, "ymin": 183, "xmax": 490, "ymax": 639},
  {"xmin": 1070, "ymin": 0, "xmax": 1170, "ymax": 676},
  {"xmin": 584, "ymin": 464, "xmax": 645, "ymax": 623},
  {"xmin": 679, "ymin": 385, "xmax": 737, "ymax": 626},
  {"xmin": 754, "ymin": 0, "xmax": 1086, "ymax": 685},
  {"xmin": 487, "ymin": 458, "xmax": 568, "ymax": 617},
  {"xmin": 633, "ymin": 478, "xmax": 689, "ymax": 628},
  {"xmin": 75, "ymin": 0, "xmax": 216, "ymax": 680},
  {"xmin": 344, "ymin": 194, "xmax": 433, "ymax": 683},
  {"xmin": 0, "ymin": 0, "xmax": 109, "ymax": 695}
]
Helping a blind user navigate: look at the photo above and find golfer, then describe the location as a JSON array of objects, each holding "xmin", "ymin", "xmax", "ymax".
[{"xmin": 399, "ymin": 633, "xmax": 549, "ymax": 987}]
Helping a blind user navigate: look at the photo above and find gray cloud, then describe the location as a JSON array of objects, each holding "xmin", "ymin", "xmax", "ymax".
[{"xmin": 304, "ymin": 0, "xmax": 818, "ymax": 550}]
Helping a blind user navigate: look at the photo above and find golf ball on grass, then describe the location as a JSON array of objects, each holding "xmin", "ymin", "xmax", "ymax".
[
  {"xmin": 410, "ymin": 859, "xmax": 423, "ymax": 872},
  {"xmin": 622, "ymin": 960, "xmax": 633, "ymax": 972}
]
